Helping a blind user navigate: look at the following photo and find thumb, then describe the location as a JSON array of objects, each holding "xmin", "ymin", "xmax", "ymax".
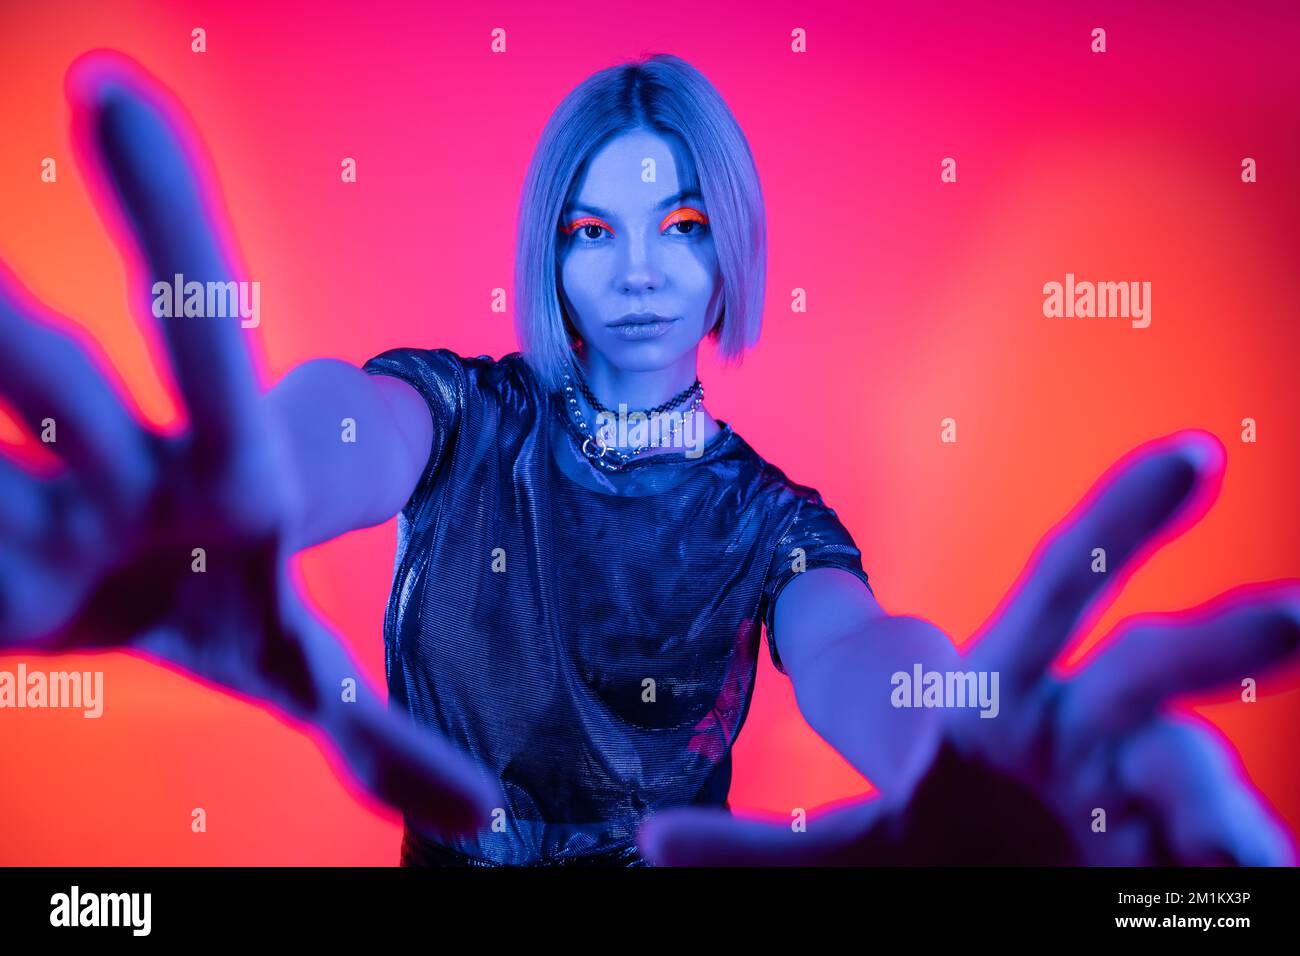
[
  {"xmin": 637, "ymin": 799, "xmax": 885, "ymax": 866},
  {"xmin": 324, "ymin": 692, "xmax": 503, "ymax": 838}
]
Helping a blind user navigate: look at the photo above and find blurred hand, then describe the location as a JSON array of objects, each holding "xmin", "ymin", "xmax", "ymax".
[
  {"xmin": 639, "ymin": 431, "xmax": 1300, "ymax": 865},
  {"xmin": 0, "ymin": 50, "xmax": 500, "ymax": 836}
]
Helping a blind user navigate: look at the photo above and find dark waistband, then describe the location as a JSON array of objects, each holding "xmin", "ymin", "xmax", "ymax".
[{"xmin": 400, "ymin": 828, "xmax": 649, "ymax": 867}]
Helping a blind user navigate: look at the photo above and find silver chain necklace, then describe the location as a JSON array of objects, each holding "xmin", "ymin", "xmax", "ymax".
[{"xmin": 560, "ymin": 373, "xmax": 706, "ymax": 472}]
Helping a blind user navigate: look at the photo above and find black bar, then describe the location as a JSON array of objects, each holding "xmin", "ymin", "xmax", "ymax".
[{"xmin": 0, "ymin": 865, "xmax": 1293, "ymax": 941}]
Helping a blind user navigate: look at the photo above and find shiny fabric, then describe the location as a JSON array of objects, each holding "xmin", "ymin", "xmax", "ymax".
[
  {"xmin": 400, "ymin": 825, "xmax": 649, "ymax": 867},
  {"xmin": 362, "ymin": 348, "xmax": 872, "ymax": 865}
]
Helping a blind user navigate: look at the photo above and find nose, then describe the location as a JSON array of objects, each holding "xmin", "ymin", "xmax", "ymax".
[{"xmin": 618, "ymin": 226, "xmax": 664, "ymax": 293}]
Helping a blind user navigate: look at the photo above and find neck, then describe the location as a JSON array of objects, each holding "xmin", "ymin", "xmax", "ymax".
[
  {"xmin": 568, "ymin": 349, "xmax": 721, "ymax": 458},
  {"xmin": 577, "ymin": 352, "xmax": 698, "ymax": 410}
]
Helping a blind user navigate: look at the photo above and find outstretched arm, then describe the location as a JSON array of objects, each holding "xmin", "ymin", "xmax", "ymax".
[
  {"xmin": 263, "ymin": 360, "xmax": 432, "ymax": 552},
  {"xmin": 641, "ymin": 431, "xmax": 1299, "ymax": 865},
  {"xmin": 0, "ymin": 49, "xmax": 497, "ymax": 836},
  {"xmin": 776, "ymin": 569, "xmax": 956, "ymax": 796}
]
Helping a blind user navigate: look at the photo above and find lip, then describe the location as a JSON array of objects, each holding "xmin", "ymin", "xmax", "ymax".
[
  {"xmin": 607, "ymin": 312, "xmax": 678, "ymax": 328},
  {"xmin": 605, "ymin": 313, "xmax": 680, "ymax": 341}
]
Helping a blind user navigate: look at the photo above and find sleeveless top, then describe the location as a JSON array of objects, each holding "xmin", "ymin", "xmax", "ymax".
[{"xmin": 362, "ymin": 348, "xmax": 872, "ymax": 864}]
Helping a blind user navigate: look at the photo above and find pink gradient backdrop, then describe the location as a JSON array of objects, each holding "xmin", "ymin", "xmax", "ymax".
[{"xmin": 1, "ymin": 0, "xmax": 1297, "ymax": 863}]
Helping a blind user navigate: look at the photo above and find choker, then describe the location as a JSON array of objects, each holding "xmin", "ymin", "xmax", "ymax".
[{"xmin": 560, "ymin": 371, "xmax": 706, "ymax": 471}]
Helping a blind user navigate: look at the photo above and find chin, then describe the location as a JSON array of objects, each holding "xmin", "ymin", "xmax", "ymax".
[
  {"xmin": 598, "ymin": 341, "xmax": 694, "ymax": 374},
  {"xmin": 588, "ymin": 326, "xmax": 704, "ymax": 374}
]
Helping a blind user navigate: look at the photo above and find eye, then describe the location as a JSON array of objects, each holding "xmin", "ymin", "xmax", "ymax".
[
  {"xmin": 561, "ymin": 216, "xmax": 614, "ymax": 241},
  {"xmin": 660, "ymin": 207, "xmax": 710, "ymax": 238}
]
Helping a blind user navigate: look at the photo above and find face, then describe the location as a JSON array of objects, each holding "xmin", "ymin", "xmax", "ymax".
[{"xmin": 557, "ymin": 128, "xmax": 723, "ymax": 376}]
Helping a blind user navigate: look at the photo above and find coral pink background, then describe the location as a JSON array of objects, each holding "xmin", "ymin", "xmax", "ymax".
[{"xmin": 1, "ymin": 1, "xmax": 1297, "ymax": 863}]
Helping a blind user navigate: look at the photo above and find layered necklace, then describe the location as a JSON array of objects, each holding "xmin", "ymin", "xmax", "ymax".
[{"xmin": 560, "ymin": 368, "xmax": 704, "ymax": 472}]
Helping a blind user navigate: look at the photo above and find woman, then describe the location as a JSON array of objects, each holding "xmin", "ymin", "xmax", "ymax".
[
  {"xmin": 0, "ymin": 50, "xmax": 1295, "ymax": 868},
  {"xmin": 372, "ymin": 56, "xmax": 877, "ymax": 865}
]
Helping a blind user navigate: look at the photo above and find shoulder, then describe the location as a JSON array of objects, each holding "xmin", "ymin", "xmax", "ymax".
[
  {"xmin": 728, "ymin": 437, "xmax": 872, "ymax": 675},
  {"xmin": 721, "ymin": 431, "xmax": 840, "ymax": 521},
  {"xmin": 721, "ymin": 435, "xmax": 864, "ymax": 568}
]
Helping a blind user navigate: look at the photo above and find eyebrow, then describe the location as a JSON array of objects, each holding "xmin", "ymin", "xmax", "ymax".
[{"xmin": 562, "ymin": 189, "xmax": 703, "ymax": 221}]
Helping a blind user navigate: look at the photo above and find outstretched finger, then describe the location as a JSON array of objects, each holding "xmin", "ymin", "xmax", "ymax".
[
  {"xmin": 0, "ymin": 264, "xmax": 153, "ymax": 508},
  {"xmin": 66, "ymin": 50, "xmax": 262, "ymax": 460},
  {"xmin": 125, "ymin": 607, "xmax": 504, "ymax": 837},
  {"xmin": 1059, "ymin": 583, "xmax": 1300, "ymax": 743},
  {"xmin": 637, "ymin": 799, "xmax": 886, "ymax": 866},
  {"xmin": 968, "ymin": 430, "xmax": 1224, "ymax": 693},
  {"xmin": 0, "ymin": 454, "xmax": 49, "ymax": 542},
  {"xmin": 0, "ymin": 542, "xmax": 101, "ymax": 646},
  {"xmin": 1118, "ymin": 716, "xmax": 1295, "ymax": 866},
  {"xmin": 323, "ymin": 691, "xmax": 505, "ymax": 838}
]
